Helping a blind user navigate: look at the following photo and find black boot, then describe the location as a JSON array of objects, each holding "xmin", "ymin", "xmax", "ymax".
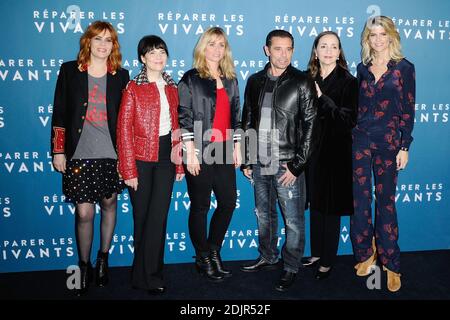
[
  {"xmin": 195, "ymin": 256, "xmax": 224, "ymax": 282},
  {"xmin": 210, "ymin": 250, "xmax": 232, "ymax": 277},
  {"xmin": 76, "ymin": 260, "xmax": 93, "ymax": 296},
  {"xmin": 95, "ymin": 250, "xmax": 109, "ymax": 287},
  {"xmin": 274, "ymin": 271, "xmax": 297, "ymax": 292}
]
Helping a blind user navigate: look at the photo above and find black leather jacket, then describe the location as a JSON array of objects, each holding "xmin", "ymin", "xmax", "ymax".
[
  {"xmin": 241, "ymin": 64, "xmax": 317, "ymax": 176},
  {"xmin": 178, "ymin": 69, "xmax": 242, "ymax": 151}
]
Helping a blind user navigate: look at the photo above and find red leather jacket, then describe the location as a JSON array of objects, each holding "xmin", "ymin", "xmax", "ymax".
[{"xmin": 117, "ymin": 78, "xmax": 183, "ymax": 180}]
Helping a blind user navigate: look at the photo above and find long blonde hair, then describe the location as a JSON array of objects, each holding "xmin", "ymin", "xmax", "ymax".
[
  {"xmin": 361, "ymin": 15, "xmax": 404, "ymax": 65},
  {"xmin": 193, "ymin": 27, "xmax": 236, "ymax": 79}
]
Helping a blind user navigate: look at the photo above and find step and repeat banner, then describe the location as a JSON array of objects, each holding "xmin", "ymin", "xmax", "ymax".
[{"xmin": 0, "ymin": 0, "xmax": 449, "ymax": 272}]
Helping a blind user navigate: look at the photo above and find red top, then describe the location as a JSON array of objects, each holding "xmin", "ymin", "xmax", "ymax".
[{"xmin": 211, "ymin": 88, "xmax": 231, "ymax": 142}]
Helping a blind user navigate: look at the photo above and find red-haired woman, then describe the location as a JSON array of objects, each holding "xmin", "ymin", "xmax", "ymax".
[{"xmin": 51, "ymin": 21, "xmax": 129, "ymax": 295}]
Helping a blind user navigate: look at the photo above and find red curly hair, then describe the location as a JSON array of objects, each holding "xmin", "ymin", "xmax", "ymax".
[{"xmin": 77, "ymin": 21, "xmax": 122, "ymax": 73}]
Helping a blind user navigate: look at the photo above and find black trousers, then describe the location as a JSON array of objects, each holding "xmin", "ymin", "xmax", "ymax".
[
  {"xmin": 310, "ymin": 210, "xmax": 341, "ymax": 268},
  {"xmin": 185, "ymin": 143, "xmax": 237, "ymax": 257},
  {"xmin": 129, "ymin": 134, "xmax": 175, "ymax": 290}
]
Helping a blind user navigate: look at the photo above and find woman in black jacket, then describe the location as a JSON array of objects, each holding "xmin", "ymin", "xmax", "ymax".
[
  {"xmin": 51, "ymin": 21, "xmax": 129, "ymax": 295},
  {"xmin": 302, "ymin": 31, "xmax": 358, "ymax": 279},
  {"xmin": 178, "ymin": 27, "xmax": 242, "ymax": 282}
]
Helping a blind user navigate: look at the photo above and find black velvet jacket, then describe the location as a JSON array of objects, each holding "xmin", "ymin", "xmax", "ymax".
[
  {"xmin": 306, "ymin": 65, "xmax": 358, "ymax": 215},
  {"xmin": 241, "ymin": 63, "xmax": 317, "ymax": 177}
]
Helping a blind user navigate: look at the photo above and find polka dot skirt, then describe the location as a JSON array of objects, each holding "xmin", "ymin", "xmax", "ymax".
[{"xmin": 63, "ymin": 159, "xmax": 124, "ymax": 204}]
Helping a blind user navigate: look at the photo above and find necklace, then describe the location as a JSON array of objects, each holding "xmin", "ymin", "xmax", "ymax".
[{"xmin": 371, "ymin": 58, "xmax": 389, "ymax": 67}]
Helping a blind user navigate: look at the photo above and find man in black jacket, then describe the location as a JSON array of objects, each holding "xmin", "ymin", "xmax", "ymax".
[{"xmin": 240, "ymin": 30, "xmax": 317, "ymax": 292}]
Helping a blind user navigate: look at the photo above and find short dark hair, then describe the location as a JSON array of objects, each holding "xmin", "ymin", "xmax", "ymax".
[
  {"xmin": 137, "ymin": 35, "xmax": 169, "ymax": 63},
  {"xmin": 265, "ymin": 30, "xmax": 294, "ymax": 48}
]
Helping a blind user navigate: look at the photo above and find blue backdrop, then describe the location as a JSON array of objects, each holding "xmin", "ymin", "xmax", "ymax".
[{"xmin": 0, "ymin": 0, "xmax": 449, "ymax": 273}]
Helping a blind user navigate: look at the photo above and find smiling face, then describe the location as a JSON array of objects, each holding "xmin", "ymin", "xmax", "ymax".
[
  {"xmin": 141, "ymin": 48, "xmax": 168, "ymax": 73},
  {"xmin": 368, "ymin": 25, "xmax": 390, "ymax": 54},
  {"xmin": 264, "ymin": 36, "xmax": 293, "ymax": 76},
  {"xmin": 89, "ymin": 29, "xmax": 113, "ymax": 60},
  {"xmin": 315, "ymin": 33, "xmax": 340, "ymax": 68},
  {"xmin": 204, "ymin": 34, "xmax": 226, "ymax": 66}
]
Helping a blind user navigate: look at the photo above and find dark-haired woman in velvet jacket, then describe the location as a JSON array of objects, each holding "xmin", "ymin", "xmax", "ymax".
[{"xmin": 302, "ymin": 31, "xmax": 358, "ymax": 280}]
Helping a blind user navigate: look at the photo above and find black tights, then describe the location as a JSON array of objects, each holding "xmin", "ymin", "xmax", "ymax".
[{"xmin": 75, "ymin": 193, "xmax": 117, "ymax": 263}]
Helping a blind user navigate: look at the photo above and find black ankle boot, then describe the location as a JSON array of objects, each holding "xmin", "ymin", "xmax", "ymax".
[
  {"xmin": 77, "ymin": 260, "xmax": 93, "ymax": 296},
  {"xmin": 195, "ymin": 256, "xmax": 224, "ymax": 282},
  {"xmin": 95, "ymin": 250, "xmax": 109, "ymax": 287},
  {"xmin": 210, "ymin": 250, "xmax": 232, "ymax": 277}
]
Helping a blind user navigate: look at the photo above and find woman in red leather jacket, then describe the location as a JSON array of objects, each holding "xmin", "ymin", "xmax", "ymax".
[{"xmin": 117, "ymin": 35, "xmax": 184, "ymax": 295}]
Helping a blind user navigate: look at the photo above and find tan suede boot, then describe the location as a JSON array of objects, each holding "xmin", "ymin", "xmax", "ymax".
[
  {"xmin": 354, "ymin": 237, "xmax": 377, "ymax": 276},
  {"xmin": 383, "ymin": 266, "xmax": 401, "ymax": 292}
]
